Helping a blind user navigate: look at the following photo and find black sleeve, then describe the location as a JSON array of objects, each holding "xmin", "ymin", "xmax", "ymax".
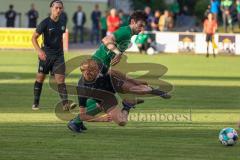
[
  {"xmin": 13, "ymin": 11, "xmax": 17, "ymax": 18},
  {"xmin": 36, "ymin": 11, "xmax": 39, "ymax": 19},
  {"xmin": 65, "ymin": 13, "xmax": 68, "ymax": 24},
  {"xmin": 36, "ymin": 19, "xmax": 47, "ymax": 34},
  {"xmin": 83, "ymin": 12, "xmax": 86, "ymax": 25},
  {"xmin": 72, "ymin": 12, "xmax": 76, "ymax": 24},
  {"xmin": 78, "ymin": 96, "xmax": 87, "ymax": 108}
]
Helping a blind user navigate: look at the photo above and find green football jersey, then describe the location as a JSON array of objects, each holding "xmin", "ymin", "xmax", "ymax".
[
  {"xmin": 92, "ymin": 26, "xmax": 132, "ymax": 70},
  {"xmin": 135, "ymin": 33, "xmax": 149, "ymax": 44},
  {"xmin": 100, "ymin": 17, "xmax": 107, "ymax": 30}
]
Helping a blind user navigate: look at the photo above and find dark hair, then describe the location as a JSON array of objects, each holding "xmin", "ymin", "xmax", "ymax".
[
  {"xmin": 49, "ymin": 0, "xmax": 63, "ymax": 7},
  {"xmin": 129, "ymin": 10, "xmax": 147, "ymax": 23},
  {"xmin": 9, "ymin": 4, "xmax": 14, "ymax": 9}
]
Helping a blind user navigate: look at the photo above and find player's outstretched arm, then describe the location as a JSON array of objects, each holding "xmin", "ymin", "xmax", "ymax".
[
  {"xmin": 32, "ymin": 31, "xmax": 46, "ymax": 61},
  {"xmin": 102, "ymin": 34, "xmax": 123, "ymax": 66},
  {"xmin": 102, "ymin": 34, "xmax": 122, "ymax": 55}
]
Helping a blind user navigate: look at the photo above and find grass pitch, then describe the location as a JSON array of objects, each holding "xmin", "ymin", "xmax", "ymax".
[{"xmin": 0, "ymin": 51, "xmax": 240, "ymax": 160}]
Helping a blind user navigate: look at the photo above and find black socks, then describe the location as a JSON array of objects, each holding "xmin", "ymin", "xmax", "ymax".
[{"xmin": 33, "ymin": 81, "xmax": 43, "ymax": 105}]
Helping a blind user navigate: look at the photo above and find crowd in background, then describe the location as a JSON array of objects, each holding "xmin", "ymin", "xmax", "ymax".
[
  {"xmin": 3, "ymin": 3, "xmax": 131, "ymax": 44},
  {"xmin": 204, "ymin": 0, "xmax": 240, "ymax": 32},
  {"xmin": 2, "ymin": 2, "xmax": 179, "ymax": 44},
  {"xmin": 3, "ymin": 0, "xmax": 240, "ymax": 44},
  {"xmin": 74, "ymin": 5, "xmax": 131, "ymax": 44}
]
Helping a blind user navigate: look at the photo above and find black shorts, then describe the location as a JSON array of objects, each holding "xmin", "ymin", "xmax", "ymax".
[
  {"xmin": 77, "ymin": 74, "xmax": 124, "ymax": 111},
  {"xmin": 206, "ymin": 34, "xmax": 213, "ymax": 42},
  {"xmin": 111, "ymin": 74, "xmax": 124, "ymax": 93},
  {"xmin": 38, "ymin": 55, "xmax": 65, "ymax": 75}
]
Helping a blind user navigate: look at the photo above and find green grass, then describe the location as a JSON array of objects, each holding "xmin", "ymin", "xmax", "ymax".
[{"xmin": 0, "ymin": 51, "xmax": 240, "ymax": 160}]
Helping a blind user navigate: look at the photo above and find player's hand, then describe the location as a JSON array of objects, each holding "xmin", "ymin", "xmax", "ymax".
[
  {"xmin": 111, "ymin": 54, "xmax": 122, "ymax": 66},
  {"xmin": 38, "ymin": 50, "xmax": 47, "ymax": 61},
  {"xmin": 99, "ymin": 114, "xmax": 112, "ymax": 122}
]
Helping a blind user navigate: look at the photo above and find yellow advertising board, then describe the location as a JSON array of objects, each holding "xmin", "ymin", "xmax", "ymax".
[{"xmin": 0, "ymin": 28, "xmax": 68, "ymax": 50}]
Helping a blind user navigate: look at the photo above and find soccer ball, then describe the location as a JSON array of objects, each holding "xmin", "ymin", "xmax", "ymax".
[
  {"xmin": 146, "ymin": 47, "xmax": 155, "ymax": 55},
  {"xmin": 219, "ymin": 128, "xmax": 238, "ymax": 146}
]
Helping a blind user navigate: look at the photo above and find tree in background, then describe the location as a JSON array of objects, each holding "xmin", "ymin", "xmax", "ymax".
[
  {"xmin": 130, "ymin": 0, "xmax": 167, "ymax": 11},
  {"xmin": 194, "ymin": 0, "xmax": 210, "ymax": 20},
  {"xmin": 175, "ymin": 0, "xmax": 200, "ymax": 15}
]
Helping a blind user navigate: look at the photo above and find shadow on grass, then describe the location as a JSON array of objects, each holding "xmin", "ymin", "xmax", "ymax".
[
  {"xmin": 0, "ymin": 82, "xmax": 240, "ymax": 113},
  {"xmin": 1, "ymin": 72, "xmax": 240, "ymax": 81}
]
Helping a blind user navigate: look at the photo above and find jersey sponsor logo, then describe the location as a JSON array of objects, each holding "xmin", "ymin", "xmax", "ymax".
[{"xmin": 49, "ymin": 28, "xmax": 55, "ymax": 31}]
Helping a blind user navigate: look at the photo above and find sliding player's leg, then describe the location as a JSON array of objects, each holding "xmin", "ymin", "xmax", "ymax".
[
  {"xmin": 107, "ymin": 98, "xmax": 142, "ymax": 127},
  {"xmin": 110, "ymin": 70, "xmax": 171, "ymax": 99},
  {"xmin": 107, "ymin": 106, "xmax": 128, "ymax": 126},
  {"xmin": 68, "ymin": 99, "xmax": 102, "ymax": 132},
  {"xmin": 113, "ymin": 76, "xmax": 171, "ymax": 99},
  {"xmin": 109, "ymin": 69, "xmax": 148, "ymax": 86}
]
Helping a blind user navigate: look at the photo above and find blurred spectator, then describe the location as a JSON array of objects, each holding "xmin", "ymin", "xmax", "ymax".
[
  {"xmin": 159, "ymin": 10, "xmax": 169, "ymax": 31},
  {"xmin": 236, "ymin": 0, "xmax": 240, "ymax": 28},
  {"xmin": 203, "ymin": 13, "xmax": 217, "ymax": 57},
  {"xmin": 26, "ymin": 3, "xmax": 38, "ymax": 28},
  {"xmin": 151, "ymin": 10, "xmax": 161, "ymax": 31},
  {"xmin": 90, "ymin": 4, "xmax": 101, "ymax": 44},
  {"xmin": 221, "ymin": 0, "xmax": 233, "ymax": 32},
  {"xmin": 60, "ymin": 9, "xmax": 68, "ymax": 25},
  {"xmin": 170, "ymin": 0, "xmax": 180, "ymax": 19},
  {"xmin": 182, "ymin": 5, "xmax": 190, "ymax": 16},
  {"xmin": 204, "ymin": 5, "xmax": 211, "ymax": 19},
  {"xmin": 144, "ymin": 6, "xmax": 153, "ymax": 31},
  {"xmin": 119, "ymin": 10, "xmax": 129, "ymax": 27},
  {"xmin": 100, "ymin": 10, "xmax": 108, "ymax": 39},
  {"xmin": 5, "ymin": 4, "xmax": 17, "ymax": 27},
  {"xmin": 107, "ymin": 8, "xmax": 120, "ymax": 35},
  {"xmin": 72, "ymin": 5, "xmax": 86, "ymax": 43},
  {"xmin": 168, "ymin": 12, "xmax": 174, "ymax": 31},
  {"xmin": 210, "ymin": 0, "xmax": 220, "ymax": 21},
  {"xmin": 135, "ymin": 27, "xmax": 151, "ymax": 54}
]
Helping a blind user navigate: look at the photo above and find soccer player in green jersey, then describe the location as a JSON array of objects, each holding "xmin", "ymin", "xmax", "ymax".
[
  {"xmin": 135, "ymin": 27, "xmax": 151, "ymax": 54},
  {"xmin": 91, "ymin": 10, "xmax": 170, "ymax": 98},
  {"xmin": 92, "ymin": 11, "xmax": 144, "ymax": 74}
]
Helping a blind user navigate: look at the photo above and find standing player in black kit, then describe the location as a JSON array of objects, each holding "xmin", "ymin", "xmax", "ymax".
[{"xmin": 31, "ymin": 0, "xmax": 76, "ymax": 111}]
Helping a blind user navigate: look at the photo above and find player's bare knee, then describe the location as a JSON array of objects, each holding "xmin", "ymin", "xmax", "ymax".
[
  {"xmin": 116, "ymin": 112, "xmax": 128, "ymax": 126},
  {"xmin": 118, "ymin": 121, "xmax": 127, "ymax": 126},
  {"xmin": 36, "ymin": 74, "xmax": 45, "ymax": 83}
]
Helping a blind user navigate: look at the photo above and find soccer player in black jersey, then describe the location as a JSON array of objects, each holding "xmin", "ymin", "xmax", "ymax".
[
  {"xmin": 68, "ymin": 59, "xmax": 171, "ymax": 133},
  {"xmin": 31, "ymin": 0, "xmax": 75, "ymax": 111}
]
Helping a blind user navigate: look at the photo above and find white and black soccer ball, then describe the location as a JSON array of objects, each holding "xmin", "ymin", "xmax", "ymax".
[
  {"xmin": 219, "ymin": 128, "xmax": 238, "ymax": 146},
  {"xmin": 146, "ymin": 47, "xmax": 155, "ymax": 55}
]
